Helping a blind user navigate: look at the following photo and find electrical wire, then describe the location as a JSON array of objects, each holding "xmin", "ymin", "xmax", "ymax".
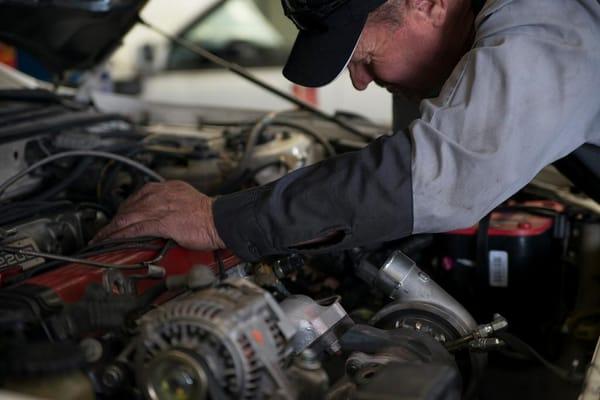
[
  {"xmin": 0, "ymin": 246, "xmax": 151, "ymax": 271},
  {"xmin": 0, "ymin": 201, "xmax": 74, "ymax": 226},
  {"xmin": 497, "ymin": 332, "xmax": 585, "ymax": 384},
  {"xmin": 4, "ymin": 238, "xmax": 167, "ymax": 285},
  {"xmin": 219, "ymin": 111, "xmax": 338, "ymax": 192},
  {"xmin": 97, "ymin": 147, "xmax": 146, "ymax": 203},
  {"xmin": 31, "ymin": 158, "xmax": 95, "ymax": 202},
  {"xmin": 238, "ymin": 111, "xmax": 283, "ymax": 174},
  {"xmin": 0, "ymin": 150, "xmax": 164, "ymax": 200},
  {"xmin": 0, "ymin": 239, "xmax": 174, "ymax": 274},
  {"xmin": 229, "ymin": 111, "xmax": 326, "ymax": 179}
]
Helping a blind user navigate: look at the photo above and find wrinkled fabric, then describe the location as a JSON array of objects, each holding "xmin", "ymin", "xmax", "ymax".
[
  {"xmin": 411, "ymin": 0, "xmax": 600, "ymax": 233},
  {"xmin": 214, "ymin": 0, "xmax": 600, "ymax": 261}
]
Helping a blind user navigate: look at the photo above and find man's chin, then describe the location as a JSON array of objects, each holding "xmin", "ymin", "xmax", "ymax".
[
  {"xmin": 385, "ymin": 85, "xmax": 441, "ymax": 102},
  {"xmin": 385, "ymin": 86, "xmax": 422, "ymax": 101}
]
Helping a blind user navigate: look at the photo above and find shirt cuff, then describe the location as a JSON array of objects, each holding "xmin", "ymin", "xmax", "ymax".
[{"xmin": 212, "ymin": 186, "xmax": 272, "ymax": 262}]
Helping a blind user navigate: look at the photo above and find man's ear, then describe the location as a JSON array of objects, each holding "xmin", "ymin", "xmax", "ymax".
[{"xmin": 407, "ymin": 0, "xmax": 447, "ymax": 27}]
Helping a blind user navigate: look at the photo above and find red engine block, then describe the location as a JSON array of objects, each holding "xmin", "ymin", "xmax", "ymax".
[{"xmin": 9, "ymin": 243, "xmax": 240, "ymax": 306}]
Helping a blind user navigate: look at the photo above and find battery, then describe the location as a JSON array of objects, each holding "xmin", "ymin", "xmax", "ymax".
[{"xmin": 435, "ymin": 201, "xmax": 568, "ymax": 355}]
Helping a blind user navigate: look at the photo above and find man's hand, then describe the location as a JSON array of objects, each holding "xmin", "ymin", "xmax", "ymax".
[{"xmin": 93, "ymin": 181, "xmax": 226, "ymax": 250}]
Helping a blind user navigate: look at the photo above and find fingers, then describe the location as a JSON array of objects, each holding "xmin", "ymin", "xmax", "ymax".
[
  {"xmin": 117, "ymin": 182, "xmax": 163, "ymax": 214},
  {"xmin": 117, "ymin": 181, "xmax": 191, "ymax": 215},
  {"xmin": 93, "ymin": 211, "xmax": 149, "ymax": 242},
  {"xmin": 125, "ymin": 182, "xmax": 162, "ymax": 205},
  {"xmin": 90, "ymin": 180, "xmax": 218, "ymax": 250},
  {"xmin": 92, "ymin": 181, "xmax": 188, "ymax": 243},
  {"xmin": 96, "ymin": 219, "xmax": 166, "ymax": 242}
]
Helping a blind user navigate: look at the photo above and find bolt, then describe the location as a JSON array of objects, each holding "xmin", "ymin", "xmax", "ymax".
[
  {"xmin": 80, "ymin": 338, "xmax": 103, "ymax": 363},
  {"xmin": 103, "ymin": 365, "xmax": 125, "ymax": 389},
  {"xmin": 188, "ymin": 265, "xmax": 216, "ymax": 290},
  {"xmin": 300, "ymin": 349, "xmax": 317, "ymax": 362},
  {"xmin": 347, "ymin": 361, "xmax": 359, "ymax": 373},
  {"xmin": 296, "ymin": 349, "xmax": 321, "ymax": 370},
  {"xmin": 329, "ymin": 340, "xmax": 342, "ymax": 354},
  {"xmin": 272, "ymin": 254, "xmax": 304, "ymax": 279}
]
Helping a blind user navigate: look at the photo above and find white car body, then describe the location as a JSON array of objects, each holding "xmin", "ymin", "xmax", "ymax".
[{"xmin": 108, "ymin": 0, "xmax": 393, "ymax": 126}]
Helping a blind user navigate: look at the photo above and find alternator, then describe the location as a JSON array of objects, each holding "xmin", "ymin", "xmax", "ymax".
[{"xmin": 135, "ymin": 278, "xmax": 297, "ymax": 400}]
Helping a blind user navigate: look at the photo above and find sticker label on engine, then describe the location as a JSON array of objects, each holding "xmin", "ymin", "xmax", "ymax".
[
  {"xmin": 489, "ymin": 250, "xmax": 509, "ymax": 288},
  {"xmin": 0, "ymin": 238, "xmax": 45, "ymax": 271}
]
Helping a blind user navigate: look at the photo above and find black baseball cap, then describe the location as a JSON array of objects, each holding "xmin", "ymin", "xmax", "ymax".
[{"xmin": 282, "ymin": 0, "xmax": 387, "ymax": 87}]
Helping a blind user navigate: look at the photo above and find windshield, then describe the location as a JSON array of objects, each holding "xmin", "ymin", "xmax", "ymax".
[{"xmin": 167, "ymin": 0, "xmax": 295, "ymax": 70}]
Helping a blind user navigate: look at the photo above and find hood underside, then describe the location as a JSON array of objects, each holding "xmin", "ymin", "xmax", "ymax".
[{"xmin": 0, "ymin": 0, "xmax": 147, "ymax": 74}]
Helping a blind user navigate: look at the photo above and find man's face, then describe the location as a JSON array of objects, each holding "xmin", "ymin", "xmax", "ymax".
[{"xmin": 347, "ymin": 3, "xmax": 473, "ymax": 99}]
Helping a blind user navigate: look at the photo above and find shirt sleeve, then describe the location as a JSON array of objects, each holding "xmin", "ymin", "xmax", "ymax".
[
  {"xmin": 213, "ymin": 130, "xmax": 413, "ymax": 261},
  {"xmin": 410, "ymin": 3, "xmax": 597, "ymax": 232},
  {"xmin": 214, "ymin": 0, "xmax": 599, "ymax": 261}
]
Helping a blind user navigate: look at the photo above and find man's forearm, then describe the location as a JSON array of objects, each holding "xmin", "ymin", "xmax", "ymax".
[{"xmin": 213, "ymin": 130, "xmax": 414, "ymax": 261}]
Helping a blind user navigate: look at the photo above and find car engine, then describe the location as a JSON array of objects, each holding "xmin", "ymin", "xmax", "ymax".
[{"xmin": 0, "ymin": 87, "xmax": 597, "ymax": 400}]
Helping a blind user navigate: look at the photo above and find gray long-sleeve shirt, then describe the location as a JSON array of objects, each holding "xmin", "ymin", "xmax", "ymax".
[{"xmin": 214, "ymin": 0, "xmax": 600, "ymax": 261}]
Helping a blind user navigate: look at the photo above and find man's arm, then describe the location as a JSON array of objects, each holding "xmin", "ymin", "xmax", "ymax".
[
  {"xmin": 215, "ymin": 6, "xmax": 597, "ymax": 260},
  {"xmin": 96, "ymin": 0, "xmax": 598, "ymax": 257},
  {"xmin": 213, "ymin": 128, "xmax": 414, "ymax": 261}
]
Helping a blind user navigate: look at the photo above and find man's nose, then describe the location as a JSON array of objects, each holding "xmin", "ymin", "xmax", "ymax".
[{"xmin": 348, "ymin": 63, "xmax": 374, "ymax": 91}]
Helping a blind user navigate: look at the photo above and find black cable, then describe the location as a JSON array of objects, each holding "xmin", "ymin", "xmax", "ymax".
[
  {"xmin": 0, "ymin": 150, "xmax": 164, "ymax": 200},
  {"xmin": 0, "ymin": 88, "xmax": 73, "ymax": 105},
  {"xmin": 238, "ymin": 111, "xmax": 282, "ymax": 174},
  {"xmin": 3, "ymin": 241, "xmax": 166, "ymax": 286},
  {"xmin": 77, "ymin": 202, "xmax": 113, "ymax": 218},
  {"xmin": 0, "ymin": 112, "xmax": 134, "ymax": 144},
  {"xmin": 476, "ymin": 213, "xmax": 491, "ymax": 272},
  {"xmin": 0, "ymin": 105, "xmax": 67, "ymax": 128},
  {"xmin": 221, "ymin": 111, "xmax": 335, "ymax": 192},
  {"xmin": 495, "ymin": 205, "xmax": 562, "ymax": 218},
  {"xmin": 214, "ymin": 250, "xmax": 226, "ymax": 280},
  {"xmin": 98, "ymin": 147, "xmax": 146, "ymax": 206},
  {"xmin": 0, "ymin": 200, "xmax": 72, "ymax": 212},
  {"xmin": 0, "ymin": 245, "xmax": 158, "ymax": 271},
  {"xmin": 0, "ymin": 201, "xmax": 74, "ymax": 226},
  {"xmin": 497, "ymin": 332, "xmax": 585, "ymax": 384},
  {"xmin": 30, "ymin": 158, "xmax": 95, "ymax": 202}
]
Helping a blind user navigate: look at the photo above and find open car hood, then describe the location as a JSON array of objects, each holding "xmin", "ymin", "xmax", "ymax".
[{"xmin": 0, "ymin": 0, "xmax": 147, "ymax": 74}]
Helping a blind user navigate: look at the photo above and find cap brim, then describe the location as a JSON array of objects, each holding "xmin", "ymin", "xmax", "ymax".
[{"xmin": 283, "ymin": 12, "xmax": 367, "ymax": 88}]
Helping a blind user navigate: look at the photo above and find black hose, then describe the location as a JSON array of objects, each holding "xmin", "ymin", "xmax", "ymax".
[
  {"xmin": 0, "ymin": 201, "xmax": 74, "ymax": 226},
  {"xmin": 98, "ymin": 147, "xmax": 146, "ymax": 206},
  {"xmin": 31, "ymin": 158, "xmax": 95, "ymax": 202},
  {"xmin": 57, "ymin": 283, "xmax": 167, "ymax": 336},
  {"xmin": 0, "ymin": 112, "xmax": 134, "ymax": 145},
  {"xmin": 0, "ymin": 88, "xmax": 76, "ymax": 106},
  {"xmin": 496, "ymin": 332, "xmax": 585, "ymax": 384},
  {"xmin": 0, "ymin": 105, "xmax": 67, "ymax": 128}
]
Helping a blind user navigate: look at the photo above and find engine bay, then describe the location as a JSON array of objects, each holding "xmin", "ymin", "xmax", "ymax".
[{"xmin": 0, "ymin": 88, "xmax": 598, "ymax": 400}]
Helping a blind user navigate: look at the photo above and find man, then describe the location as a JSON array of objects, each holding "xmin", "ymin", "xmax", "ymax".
[{"xmin": 95, "ymin": 0, "xmax": 600, "ymax": 261}]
